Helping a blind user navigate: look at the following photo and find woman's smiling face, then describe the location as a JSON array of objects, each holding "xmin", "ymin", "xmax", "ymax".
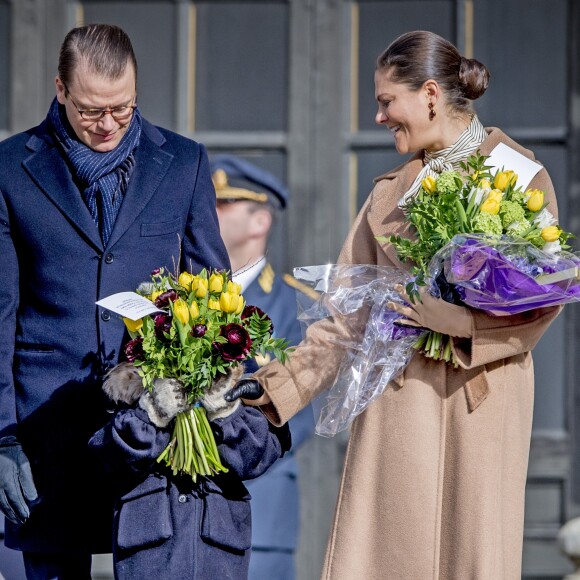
[{"xmin": 374, "ymin": 69, "xmax": 435, "ymax": 155}]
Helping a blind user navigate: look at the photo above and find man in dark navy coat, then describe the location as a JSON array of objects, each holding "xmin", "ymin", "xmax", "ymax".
[
  {"xmin": 0, "ymin": 24, "xmax": 229, "ymax": 579},
  {"xmin": 211, "ymin": 155, "xmax": 316, "ymax": 580}
]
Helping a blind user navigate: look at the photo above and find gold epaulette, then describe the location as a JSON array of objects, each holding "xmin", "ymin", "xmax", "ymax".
[
  {"xmin": 282, "ymin": 273, "xmax": 320, "ymax": 300},
  {"xmin": 258, "ymin": 263, "xmax": 275, "ymax": 294}
]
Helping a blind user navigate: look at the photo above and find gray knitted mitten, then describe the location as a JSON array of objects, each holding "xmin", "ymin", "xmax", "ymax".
[
  {"xmin": 102, "ymin": 362, "xmax": 145, "ymax": 405},
  {"xmin": 139, "ymin": 378, "xmax": 192, "ymax": 427},
  {"xmin": 202, "ymin": 366, "xmax": 244, "ymax": 420}
]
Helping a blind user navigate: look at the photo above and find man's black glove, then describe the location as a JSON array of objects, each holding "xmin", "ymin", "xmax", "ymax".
[
  {"xmin": 224, "ymin": 379, "xmax": 265, "ymax": 402},
  {"xmin": 0, "ymin": 436, "xmax": 38, "ymax": 525}
]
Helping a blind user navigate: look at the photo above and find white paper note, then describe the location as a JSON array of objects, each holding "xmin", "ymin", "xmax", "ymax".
[
  {"xmin": 96, "ymin": 292, "xmax": 164, "ymax": 321},
  {"xmin": 486, "ymin": 142, "xmax": 543, "ymax": 192}
]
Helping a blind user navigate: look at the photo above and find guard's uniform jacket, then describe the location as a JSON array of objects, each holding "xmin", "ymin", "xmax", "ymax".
[{"xmin": 243, "ymin": 265, "xmax": 317, "ymax": 579}]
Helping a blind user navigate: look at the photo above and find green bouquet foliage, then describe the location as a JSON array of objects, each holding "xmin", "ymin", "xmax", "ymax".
[{"xmin": 122, "ymin": 267, "xmax": 291, "ymax": 480}]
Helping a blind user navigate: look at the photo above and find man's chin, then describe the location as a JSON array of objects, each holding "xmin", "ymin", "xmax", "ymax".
[{"xmin": 86, "ymin": 133, "xmax": 123, "ymax": 152}]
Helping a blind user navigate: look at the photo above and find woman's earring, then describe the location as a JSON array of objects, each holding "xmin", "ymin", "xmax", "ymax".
[{"xmin": 428, "ymin": 102, "xmax": 436, "ymax": 121}]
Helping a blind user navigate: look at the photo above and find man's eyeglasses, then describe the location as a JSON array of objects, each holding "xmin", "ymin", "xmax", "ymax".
[{"xmin": 62, "ymin": 81, "xmax": 137, "ymax": 123}]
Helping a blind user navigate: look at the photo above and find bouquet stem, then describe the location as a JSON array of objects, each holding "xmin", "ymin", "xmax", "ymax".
[
  {"xmin": 413, "ymin": 331, "xmax": 459, "ymax": 367},
  {"xmin": 157, "ymin": 407, "xmax": 229, "ymax": 481}
]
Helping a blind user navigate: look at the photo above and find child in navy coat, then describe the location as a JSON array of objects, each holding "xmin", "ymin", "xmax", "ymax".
[{"xmin": 89, "ymin": 364, "xmax": 290, "ymax": 580}]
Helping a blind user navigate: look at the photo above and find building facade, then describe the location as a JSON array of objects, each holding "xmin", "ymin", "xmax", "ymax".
[{"xmin": 1, "ymin": 1, "xmax": 579, "ymax": 578}]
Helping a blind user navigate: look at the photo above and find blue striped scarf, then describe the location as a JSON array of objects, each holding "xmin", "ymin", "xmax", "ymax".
[{"xmin": 48, "ymin": 97, "xmax": 142, "ymax": 245}]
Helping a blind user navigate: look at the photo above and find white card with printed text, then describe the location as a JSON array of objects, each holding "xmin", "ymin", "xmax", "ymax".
[{"xmin": 96, "ymin": 292, "xmax": 163, "ymax": 321}]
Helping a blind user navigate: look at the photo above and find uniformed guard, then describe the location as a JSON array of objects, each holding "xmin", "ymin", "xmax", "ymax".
[{"xmin": 211, "ymin": 154, "xmax": 316, "ymax": 580}]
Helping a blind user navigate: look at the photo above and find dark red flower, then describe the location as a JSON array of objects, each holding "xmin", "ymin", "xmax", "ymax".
[
  {"xmin": 151, "ymin": 267, "xmax": 162, "ymax": 276},
  {"xmin": 154, "ymin": 290, "xmax": 178, "ymax": 308},
  {"xmin": 153, "ymin": 313, "xmax": 173, "ymax": 340},
  {"xmin": 191, "ymin": 324, "xmax": 207, "ymax": 338},
  {"xmin": 213, "ymin": 323, "xmax": 252, "ymax": 362},
  {"xmin": 241, "ymin": 304, "xmax": 274, "ymax": 333},
  {"xmin": 124, "ymin": 337, "xmax": 144, "ymax": 362}
]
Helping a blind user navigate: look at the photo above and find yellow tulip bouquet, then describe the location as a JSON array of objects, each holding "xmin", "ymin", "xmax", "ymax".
[
  {"xmin": 122, "ymin": 267, "xmax": 290, "ymax": 480},
  {"xmin": 379, "ymin": 151, "xmax": 578, "ymax": 364}
]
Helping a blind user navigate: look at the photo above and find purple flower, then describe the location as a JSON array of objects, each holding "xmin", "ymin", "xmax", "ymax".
[
  {"xmin": 154, "ymin": 290, "xmax": 178, "ymax": 308},
  {"xmin": 190, "ymin": 324, "xmax": 207, "ymax": 338},
  {"xmin": 151, "ymin": 267, "xmax": 162, "ymax": 276},
  {"xmin": 213, "ymin": 323, "xmax": 252, "ymax": 362},
  {"xmin": 153, "ymin": 313, "xmax": 173, "ymax": 340},
  {"xmin": 241, "ymin": 304, "xmax": 274, "ymax": 334},
  {"xmin": 124, "ymin": 337, "xmax": 144, "ymax": 362}
]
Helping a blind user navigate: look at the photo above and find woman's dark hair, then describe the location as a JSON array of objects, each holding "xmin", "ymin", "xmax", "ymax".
[
  {"xmin": 58, "ymin": 24, "xmax": 138, "ymax": 87},
  {"xmin": 376, "ymin": 31, "xmax": 490, "ymax": 114}
]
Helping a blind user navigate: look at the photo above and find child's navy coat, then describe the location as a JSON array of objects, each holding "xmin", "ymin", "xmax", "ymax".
[{"xmin": 89, "ymin": 405, "xmax": 290, "ymax": 579}]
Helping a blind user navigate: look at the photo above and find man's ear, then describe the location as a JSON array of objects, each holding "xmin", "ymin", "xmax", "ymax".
[
  {"xmin": 55, "ymin": 77, "xmax": 67, "ymax": 105},
  {"xmin": 249, "ymin": 208, "xmax": 273, "ymax": 238}
]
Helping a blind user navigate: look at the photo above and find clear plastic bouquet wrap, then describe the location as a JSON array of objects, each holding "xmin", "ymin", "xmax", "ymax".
[{"xmin": 293, "ymin": 264, "xmax": 424, "ymax": 437}]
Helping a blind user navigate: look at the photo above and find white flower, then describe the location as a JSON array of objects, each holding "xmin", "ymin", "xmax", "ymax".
[
  {"xmin": 543, "ymin": 240, "xmax": 561, "ymax": 254},
  {"xmin": 137, "ymin": 281, "xmax": 155, "ymax": 294},
  {"xmin": 467, "ymin": 186, "xmax": 486, "ymax": 207},
  {"xmin": 533, "ymin": 209, "xmax": 557, "ymax": 229}
]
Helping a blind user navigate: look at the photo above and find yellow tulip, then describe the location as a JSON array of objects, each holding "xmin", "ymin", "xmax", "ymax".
[
  {"xmin": 209, "ymin": 273, "xmax": 224, "ymax": 293},
  {"xmin": 195, "ymin": 278, "xmax": 208, "ymax": 298},
  {"xmin": 421, "ymin": 175, "xmax": 437, "ymax": 194},
  {"xmin": 219, "ymin": 292, "xmax": 239, "ymax": 314},
  {"xmin": 493, "ymin": 170, "xmax": 517, "ymax": 192},
  {"xmin": 123, "ymin": 317, "xmax": 143, "ymax": 333},
  {"xmin": 487, "ymin": 189, "xmax": 503, "ymax": 202},
  {"xmin": 150, "ymin": 290, "xmax": 163, "ymax": 303},
  {"xmin": 226, "ymin": 280, "xmax": 242, "ymax": 295},
  {"xmin": 235, "ymin": 296, "xmax": 245, "ymax": 315},
  {"xmin": 526, "ymin": 189, "xmax": 544, "ymax": 212},
  {"xmin": 189, "ymin": 301, "xmax": 199, "ymax": 320},
  {"xmin": 480, "ymin": 197, "xmax": 500, "ymax": 215},
  {"xmin": 208, "ymin": 298, "xmax": 221, "ymax": 310},
  {"xmin": 178, "ymin": 271, "xmax": 194, "ymax": 290},
  {"xmin": 478, "ymin": 178, "xmax": 491, "ymax": 190},
  {"xmin": 173, "ymin": 299, "xmax": 190, "ymax": 325},
  {"xmin": 541, "ymin": 226, "xmax": 560, "ymax": 242}
]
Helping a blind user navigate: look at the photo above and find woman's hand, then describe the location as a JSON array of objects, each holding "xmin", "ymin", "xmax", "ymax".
[
  {"xmin": 224, "ymin": 379, "xmax": 271, "ymax": 407},
  {"xmin": 387, "ymin": 284, "xmax": 473, "ymax": 338}
]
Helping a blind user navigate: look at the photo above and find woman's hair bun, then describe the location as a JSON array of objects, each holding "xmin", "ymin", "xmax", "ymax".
[{"xmin": 458, "ymin": 56, "xmax": 490, "ymax": 100}]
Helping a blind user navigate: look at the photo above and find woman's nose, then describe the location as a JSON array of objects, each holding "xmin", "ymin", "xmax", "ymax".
[{"xmin": 375, "ymin": 108, "xmax": 387, "ymax": 125}]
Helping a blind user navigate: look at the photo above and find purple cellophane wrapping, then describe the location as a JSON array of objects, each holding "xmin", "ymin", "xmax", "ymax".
[{"xmin": 430, "ymin": 234, "xmax": 580, "ymax": 315}]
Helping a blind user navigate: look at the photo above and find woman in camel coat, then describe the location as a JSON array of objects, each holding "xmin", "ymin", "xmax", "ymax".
[{"xmin": 229, "ymin": 31, "xmax": 561, "ymax": 579}]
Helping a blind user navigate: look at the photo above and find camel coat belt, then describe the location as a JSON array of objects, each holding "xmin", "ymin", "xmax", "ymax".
[{"xmin": 254, "ymin": 127, "xmax": 562, "ymax": 579}]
